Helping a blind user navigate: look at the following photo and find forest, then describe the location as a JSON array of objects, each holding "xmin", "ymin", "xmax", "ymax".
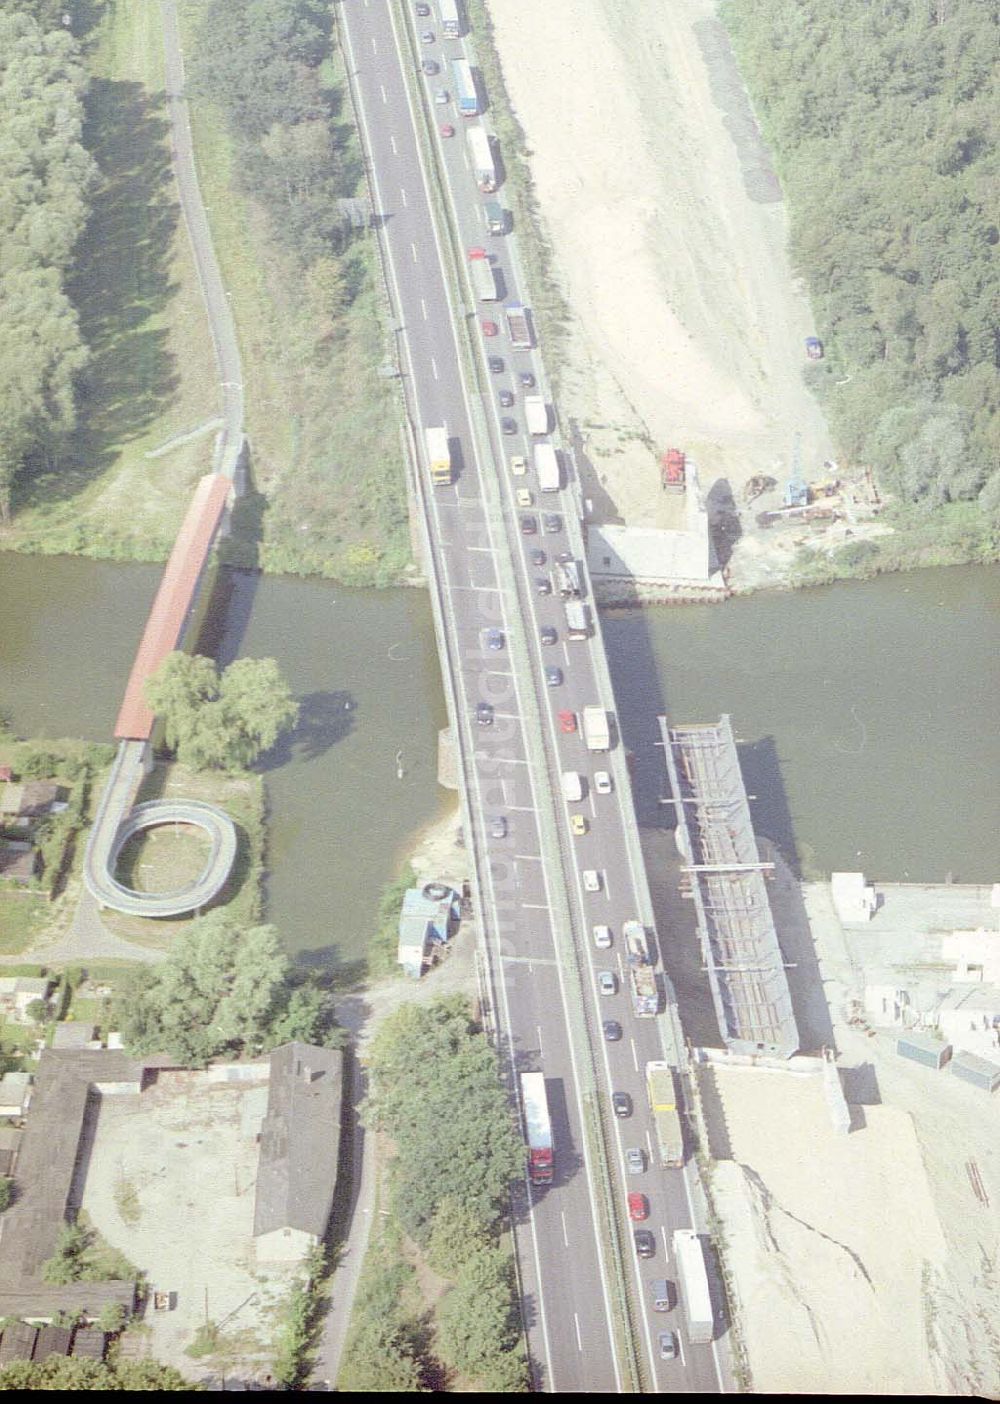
[
  {"xmin": 722, "ymin": 0, "xmax": 999, "ymax": 552},
  {"xmin": 0, "ymin": 3, "xmax": 93, "ymax": 521}
]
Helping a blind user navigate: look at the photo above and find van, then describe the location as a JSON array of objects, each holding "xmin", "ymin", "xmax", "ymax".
[
  {"xmin": 561, "ymin": 771, "xmax": 583, "ymax": 803},
  {"xmin": 650, "ymin": 1279, "xmax": 674, "ymax": 1312}
]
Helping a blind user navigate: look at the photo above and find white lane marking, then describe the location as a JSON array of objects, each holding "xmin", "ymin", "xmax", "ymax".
[
  {"xmin": 521, "ymin": 901, "xmax": 549, "ymax": 910},
  {"xmin": 515, "ymin": 854, "xmax": 543, "ymax": 863},
  {"xmin": 603, "ymin": 871, "xmax": 612, "ymax": 902},
  {"xmin": 574, "ymin": 1312, "xmax": 583, "ymax": 1352},
  {"xmin": 678, "ymin": 1336, "xmax": 687, "ymax": 1367},
  {"xmin": 401, "ymin": 187, "xmax": 408, "ymax": 206},
  {"xmin": 506, "ymin": 804, "xmax": 537, "ymax": 812},
  {"xmin": 380, "ymin": 84, "xmax": 387, "ymax": 103},
  {"xmin": 563, "ymin": 642, "xmax": 571, "ymax": 666},
  {"xmin": 420, "ymin": 297, "xmax": 427, "ymax": 319},
  {"xmin": 431, "ymin": 356, "xmax": 439, "ymax": 379},
  {"xmin": 589, "ymin": 790, "xmax": 597, "ymax": 818},
  {"xmin": 537, "ymin": 1024, "xmax": 544, "ymax": 1058},
  {"xmin": 410, "ymin": 241, "xmax": 417, "ymax": 261},
  {"xmin": 630, "ymin": 1038, "xmax": 640, "ymax": 1073},
  {"xmin": 371, "ymin": 36, "xmax": 377, "ymax": 54},
  {"xmin": 390, "ymin": 134, "xmax": 398, "ymax": 154},
  {"xmin": 561, "ymin": 1211, "xmax": 570, "ymax": 1249},
  {"xmin": 646, "ymin": 1127, "xmax": 655, "ymax": 1158},
  {"xmin": 660, "ymin": 1224, "xmax": 669, "ymax": 1256}
]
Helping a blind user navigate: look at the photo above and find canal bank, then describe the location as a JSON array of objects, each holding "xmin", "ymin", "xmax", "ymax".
[{"xmin": 2, "ymin": 553, "xmax": 997, "ymax": 964}]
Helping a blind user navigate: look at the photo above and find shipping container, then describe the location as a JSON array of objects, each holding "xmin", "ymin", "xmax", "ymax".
[
  {"xmin": 896, "ymin": 1033, "xmax": 952, "ymax": 1070},
  {"xmin": 949, "ymin": 1051, "xmax": 1000, "ymax": 1092}
]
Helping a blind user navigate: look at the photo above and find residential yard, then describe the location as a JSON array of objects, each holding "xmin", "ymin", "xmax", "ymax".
[{"xmin": 81, "ymin": 1067, "xmax": 294, "ymax": 1386}]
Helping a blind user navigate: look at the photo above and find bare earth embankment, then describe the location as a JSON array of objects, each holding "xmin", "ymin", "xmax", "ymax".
[{"xmin": 487, "ymin": 0, "xmax": 833, "ymax": 535}]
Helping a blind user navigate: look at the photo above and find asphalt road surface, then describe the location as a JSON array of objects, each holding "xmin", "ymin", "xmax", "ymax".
[{"xmin": 340, "ymin": 1, "xmax": 727, "ymax": 1391}]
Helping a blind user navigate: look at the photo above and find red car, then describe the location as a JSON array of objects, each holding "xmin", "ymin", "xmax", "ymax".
[
  {"xmin": 558, "ymin": 710, "xmax": 577, "ymax": 735},
  {"xmin": 628, "ymin": 1192, "xmax": 649, "ymax": 1222},
  {"xmin": 467, "ymin": 246, "xmax": 487, "ymax": 260},
  {"xmin": 481, "ymin": 319, "xmax": 499, "ymax": 337},
  {"xmin": 440, "ymin": 123, "xmax": 455, "ymax": 138}
]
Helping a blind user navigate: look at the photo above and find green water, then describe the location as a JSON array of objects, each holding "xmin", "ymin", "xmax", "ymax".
[
  {"xmin": 603, "ymin": 564, "xmax": 1000, "ymax": 882},
  {"xmin": 2, "ymin": 553, "xmax": 996, "ymax": 965}
]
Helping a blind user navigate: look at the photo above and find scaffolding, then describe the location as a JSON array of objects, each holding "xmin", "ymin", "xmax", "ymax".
[{"xmin": 659, "ymin": 715, "xmax": 799, "ymax": 1058}]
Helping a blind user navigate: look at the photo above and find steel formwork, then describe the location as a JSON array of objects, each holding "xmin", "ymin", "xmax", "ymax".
[{"xmin": 659, "ymin": 715, "xmax": 799, "ymax": 1058}]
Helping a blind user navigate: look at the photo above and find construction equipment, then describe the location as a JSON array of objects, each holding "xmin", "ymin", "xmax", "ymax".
[{"xmin": 660, "ymin": 448, "xmax": 686, "ymax": 492}]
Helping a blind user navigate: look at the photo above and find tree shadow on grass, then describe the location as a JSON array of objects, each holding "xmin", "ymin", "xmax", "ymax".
[{"xmin": 15, "ymin": 80, "xmax": 179, "ymax": 511}]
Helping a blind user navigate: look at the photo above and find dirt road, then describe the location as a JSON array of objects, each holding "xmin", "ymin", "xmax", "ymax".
[{"xmin": 487, "ymin": 0, "xmax": 833, "ymax": 524}]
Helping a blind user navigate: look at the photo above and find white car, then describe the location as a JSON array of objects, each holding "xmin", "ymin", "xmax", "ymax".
[
  {"xmin": 510, "ymin": 454, "xmax": 527, "ymax": 476},
  {"xmin": 594, "ymin": 770, "xmax": 613, "ymax": 795},
  {"xmin": 515, "ymin": 487, "xmax": 534, "ymax": 508},
  {"xmin": 593, "ymin": 924, "xmax": 613, "ymax": 949},
  {"xmin": 582, "ymin": 869, "xmax": 602, "ymax": 893}
]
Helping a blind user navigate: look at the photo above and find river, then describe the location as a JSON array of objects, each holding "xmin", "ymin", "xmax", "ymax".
[{"xmin": 1, "ymin": 554, "xmax": 996, "ymax": 962}]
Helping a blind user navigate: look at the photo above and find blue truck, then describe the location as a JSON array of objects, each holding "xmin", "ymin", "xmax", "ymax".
[{"xmin": 451, "ymin": 58, "xmax": 480, "ymax": 117}]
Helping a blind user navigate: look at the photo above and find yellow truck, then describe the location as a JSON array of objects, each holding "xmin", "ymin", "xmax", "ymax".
[
  {"xmin": 425, "ymin": 426, "xmax": 452, "ymax": 487},
  {"xmin": 645, "ymin": 1061, "xmax": 684, "ymax": 1168}
]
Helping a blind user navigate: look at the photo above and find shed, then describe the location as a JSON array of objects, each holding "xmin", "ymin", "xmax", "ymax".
[
  {"xmin": 949, "ymin": 1051, "xmax": 1000, "ymax": 1094},
  {"xmin": 0, "ymin": 1320, "xmax": 37, "ymax": 1362},
  {"xmin": 896, "ymin": 1032, "xmax": 952, "ymax": 1071},
  {"xmin": 0, "ymin": 843, "xmax": 38, "ymax": 884},
  {"xmin": 33, "ymin": 1324, "xmax": 72, "ymax": 1360},
  {"xmin": 0, "ymin": 1070, "xmax": 32, "ymax": 1118},
  {"xmin": 0, "ymin": 781, "xmax": 63, "ymax": 820},
  {"xmin": 397, "ymin": 885, "xmax": 455, "ymax": 978},
  {"xmin": 0, "ymin": 976, "xmax": 51, "ymax": 1023},
  {"xmin": 71, "ymin": 1327, "xmax": 106, "ymax": 1360}
]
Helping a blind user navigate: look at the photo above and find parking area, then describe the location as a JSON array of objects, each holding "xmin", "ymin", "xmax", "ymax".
[{"xmin": 81, "ymin": 1069, "xmax": 297, "ymax": 1385}]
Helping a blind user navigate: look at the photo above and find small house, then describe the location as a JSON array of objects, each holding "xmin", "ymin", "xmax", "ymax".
[
  {"xmin": 0, "ymin": 842, "xmax": 38, "ymax": 885},
  {"xmin": 0, "ymin": 1320, "xmax": 38, "ymax": 1363},
  {"xmin": 0, "ymin": 781, "xmax": 64, "ymax": 822},
  {"xmin": 52, "ymin": 1023, "xmax": 98, "ymax": 1051},
  {"xmin": 0, "ymin": 1070, "xmax": 32, "ymax": 1118},
  {"xmin": 33, "ymin": 1325, "xmax": 72, "ymax": 1360},
  {"xmin": 71, "ymin": 1327, "xmax": 106, "ymax": 1360},
  {"xmin": 397, "ymin": 885, "xmax": 456, "ymax": 978},
  {"xmin": 0, "ymin": 976, "xmax": 51, "ymax": 1024}
]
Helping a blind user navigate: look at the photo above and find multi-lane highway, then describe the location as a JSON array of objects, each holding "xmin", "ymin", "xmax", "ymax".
[{"xmin": 338, "ymin": 1, "xmax": 728, "ymax": 1391}]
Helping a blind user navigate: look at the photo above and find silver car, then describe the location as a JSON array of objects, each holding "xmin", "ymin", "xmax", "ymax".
[{"xmin": 625, "ymin": 1146, "xmax": 645, "ymax": 1175}]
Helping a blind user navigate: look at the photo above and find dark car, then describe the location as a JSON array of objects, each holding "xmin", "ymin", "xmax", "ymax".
[
  {"xmin": 634, "ymin": 1229, "xmax": 656, "ymax": 1259},
  {"xmin": 535, "ymin": 576, "xmax": 551, "ymax": 595},
  {"xmin": 603, "ymin": 1019, "xmax": 623, "ymax": 1042},
  {"xmin": 490, "ymin": 815, "xmax": 508, "ymax": 839},
  {"xmin": 520, "ymin": 514, "xmax": 537, "ymax": 536},
  {"xmin": 476, "ymin": 702, "xmax": 494, "ymax": 727},
  {"xmin": 543, "ymin": 513, "xmax": 562, "ymax": 534},
  {"xmin": 545, "ymin": 665, "xmax": 563, "ymax": 687},
  {"xmin": 501, "ymin": 417, "xmax": 518, "ymax": 435},
  {"xmin": 420, "ymin": 30, "xmax": 435, "ymax": 44},
  {"xmin": 415, "ymin": 3, "xmax": 430, "ymax": 14},
  {"xmin": 519, "ymin": 370, "xmax": 536, "ymax": 388},
  {"xmin": 498, "ymin": 389, "xmax": 514, "ymax": 407},
  {"xmin": 488, "ymin": 355, "xmax": 505, "ymax": 373},
  {"xmin": 421, "ymin": 58, "xmax": 439, "ymax": 76},
  {"xmin": 612, "ymin": 1091, "xmax": 632, "ymax": 1118},
  {"xmin": 530, "ymin": 548, "xmax": 546, "ymax": 567},
  {"xmin": 484, "ymin": 627, "xmax": 504, "ymax": 651},
  {"xmin": 540, "ymin": 625, "xmax": 557, "ymax": 645}
]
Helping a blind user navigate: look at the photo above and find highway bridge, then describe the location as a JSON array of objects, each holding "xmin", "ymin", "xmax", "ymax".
[{"xmin": 338, "ymin": 0, "xmax": 737, "ymax": 1391}]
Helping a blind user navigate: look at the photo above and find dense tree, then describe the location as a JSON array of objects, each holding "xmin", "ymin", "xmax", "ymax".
[
  {"xmin": 365, "ymin": 998, "xmax": 524, "ymax": 1241},
  {"xmin": 112, "ymin": 910, "xmax": 340, "ymax": 1064},
  {"xmin": 722, "ymin": 0, "xmax": 1000, "ymax": 536},
  {"xmin": 0, "ymin": 9, "xmax": 93, "ymax": 518},
  {"xmin": 0, "ymin": 1356, "xmax": 196, "ymax": 1390},
  {"xmin": 436, "ymin": 1242, "xmax": 527, "ymax": 1392},
  {"xmin": 145, "ymin": 652, "xmax": 298, "ymax": 772}
]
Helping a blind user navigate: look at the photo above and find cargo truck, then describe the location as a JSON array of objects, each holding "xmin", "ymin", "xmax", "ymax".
[
  {"xmin": 554, "ymin": 559, "xmax": 582, "ymax": 600},
  {"xmin": 535, "ymin": 443, "xmax": 560, "ymax": 492},
  {"xmin": 469, "ymin": 253, "xmax": 497, "ymax": 301},
  {"xmin": 564, "ymin": 600, "xmax": 591, "ymax": 640},
  {"xmin": 661, "ymin": 448, "xmax": 686, "ymax": 493},
  {"xmin": 425, "ymin": 426, "xmax": 452, "ymax": 486},
  {"xmin": 451, "ymin": 58, "xmax": 479, "ymax": 117},
  {"xmin": 673, "ymin": 1229, "xmax": 714, "ymax": 1343},
  {"xmin": 466, "ymin": 126, "xmax": 496, "ymax": 193},
  {"xmin": 484, "ymin": 200, "xmax": 506, "ymax": 235},
  {"xmin": 439, "ymin": 0, "xmax": 462, "ymax": 38},
  {"xmin": 630, "ymin": 966, "xmax": 659, "ymax": 1016},
  {"xmin": 582, "ymin": 706, "xmax": 610, "ymax": 752},
  {"xmin": 525, "ymin": 397, "xmax": 549, "ymax": 435},
  {"xmin": 504, "ymin": 303, "xmax": 533, "ymax": 348},
  {"xmin": 646, "ymin": 1062, "xmax": 684, "ymax": 1168},
  {"xmin": 623, "ymin": 920, "xmax": 650, "ymax": 966},
  {"xmin": 520, "ymin": 1071, "xmax": 553, "ymax": 1186}
]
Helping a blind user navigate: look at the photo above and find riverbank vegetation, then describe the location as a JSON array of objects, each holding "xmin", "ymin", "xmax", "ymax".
[
  {"xmin": 722, "ymin": 0, "xmax": 1000, "ymax": 572},
  {"xmin": 339, "ymin": 997, "xmax": 527, "ymax": 1392},
  {"xmin": 0, "ymin": 6, "xmax": 94, "ymax": 524},
  {"xmin": 112, "ymin": 909, "xmax": 343, "ymax": 1065},
  {"xmin": 182, "ymin": 0, "xmax": 412, "ymax": 584}
]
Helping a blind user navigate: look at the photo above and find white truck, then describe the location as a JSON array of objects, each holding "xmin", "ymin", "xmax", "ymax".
[
  {"xmin": 582, "ymin": 706, "xmax": 610, "ymax": 752},
  {"xmin": 524, "ymin": 397, "xmax": 549, "ymax": 435},
  {"xmin": 673, "ymin": 1229, "xmax": 714, "ymax": 1343},
  {"xmin": 564, "ymin": 600, "xmax": 591, "ymax": 640},
  {"xmin": 466, "ymin": 125, "xmax": 496, "ymax": 193},
  {"xmin": 520, "ymin": 1071, "xmax": 554, "ymax": 1186},
  {"xmin": 623, "ymin": 920, "xmax": 650, "ymax": 966},
  {"xmin": 554, "ymin": 560, "xmax": 582, "ymax": 600},
  {"xmin": 439, "ymin": 0, "xmax": 462, "ymax": 39},
  {"xmin": 469, "ymin": 254, "xmax": 497, "ymax": 301},
  {"xmin": 535, "ymin": 443, "xmax": 560, "ymax": 492},
  {"xmin": 561, "ymin": 771, "xmax": 584, "ymax": 802}
]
